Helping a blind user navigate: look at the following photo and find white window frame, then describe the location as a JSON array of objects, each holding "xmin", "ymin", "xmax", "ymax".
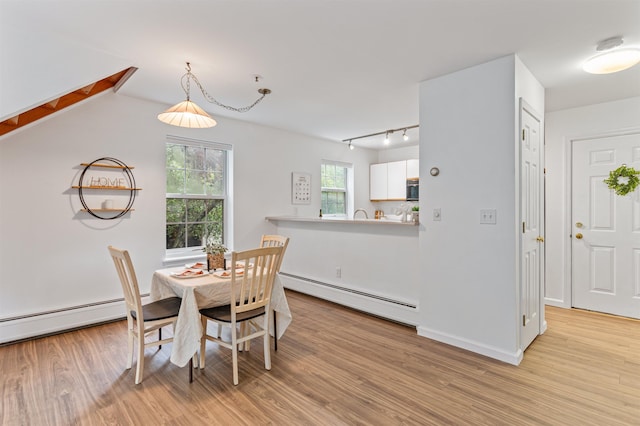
[
  {"xmin": 164, "ymin": 135, "xmax": 233, "ymax": 262},
  {"xmin": 321, "ymin": 160, "xmax": 353, "ymax": 218}
]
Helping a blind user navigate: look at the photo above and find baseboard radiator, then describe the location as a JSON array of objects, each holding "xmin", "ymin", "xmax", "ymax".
[
  {"xmin": 0, "ymin": 295, "xmax": 146, "ymax": 345},
  {"xmin": 280, "ymin": 272, "xmax": 416, "ymax": 308}
]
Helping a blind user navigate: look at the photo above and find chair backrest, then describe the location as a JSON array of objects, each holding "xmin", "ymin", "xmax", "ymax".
[
  {"xmin": 230, "ymin": 246, "xmax": 283, "ymax": 316},
  {"xmin": 108, "ymin": 246, "xmax": 143, "ymax": 321},
  {"xmin": 259, "ymin": 234, "xmax": 289, "ymax": 272}
]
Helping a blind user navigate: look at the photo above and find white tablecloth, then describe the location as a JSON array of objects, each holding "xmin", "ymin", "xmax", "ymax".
[{"xmin": 150, "ymin": 268, "xmax": 292, "ymax": 367}]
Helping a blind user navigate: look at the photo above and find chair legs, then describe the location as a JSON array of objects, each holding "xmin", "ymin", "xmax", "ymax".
[
  {"xmin": 273, "ymin": 309, "xmax": 278, "ymax": 351},
  {"xmin": 200, "ymin": 315, "xmax": 271, "ymax": 386},
  {"xmin": 263, "ymin": 314, "xmax": 271, "ymax": 371},
  {"xmin": 231, "ymin": 322, "xmax": 239, "ymax": 385},
  {"xmin": 135, "ymin": 333, "xmax": 145, "ymax": 384}
]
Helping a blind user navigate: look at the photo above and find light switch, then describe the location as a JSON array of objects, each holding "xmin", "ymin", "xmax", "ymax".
[
  {"xmin": 480, "ymin": 209, "xmax": 497, "ymax": 224},
  {"xmin": 433, "ymin": 208, "xmax": 441, "ymax": 221}
]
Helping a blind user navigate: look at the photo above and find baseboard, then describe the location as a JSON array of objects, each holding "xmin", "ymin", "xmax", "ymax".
[
  {"xmin": 416, "ymin": 325, "xmax": 523, "ymax": 366},
  {"xmin": 544, "ymin": 297, "xmax": 569, "ymax": 308},
  {"xmin": 279, "ymin": 273, "xmax": 419, "ymax": 326},
  {"xmin": 0, "ymin": 298, "xmax": 137, "ymax": 344}
]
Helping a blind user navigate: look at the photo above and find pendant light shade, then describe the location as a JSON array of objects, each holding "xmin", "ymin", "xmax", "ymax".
[{"xmin": 157, "ymin": 100, "xmax": 217, "ymax": 128}]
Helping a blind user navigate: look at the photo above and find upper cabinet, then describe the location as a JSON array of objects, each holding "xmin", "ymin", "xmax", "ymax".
[
  {"xmin": 370, "ymin": 159, "xmax": 418, "ymax": 201},
  {"xmin": 406, "ymin": 159, "xmax": 419, "ymax": 179},
  {"xmin": 370, "ymin": 163, "xmax": 388, "ymax": 200},
  {"xmin": 387, "ymin": 161, "xmax": 407, "ymax": 199}
]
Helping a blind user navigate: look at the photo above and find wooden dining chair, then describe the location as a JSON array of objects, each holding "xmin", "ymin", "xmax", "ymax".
[
  {"xmin": 199, "ymin": 246, "xmax": 283, "ymax": 385},
  {"xmin": 259, "ymin": 234, "xmax": 289, "ymax": 350},
  {"xmin": 108, "ymin": 246, "xmax": 182, "ymax": 384}
]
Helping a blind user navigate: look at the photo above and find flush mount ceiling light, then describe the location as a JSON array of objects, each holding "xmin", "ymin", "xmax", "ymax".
[
  {"xmin": 158, "ymin": 62, "xmax": 272, "ymax": 128},
  {"xmin": 583, "ymin": 36, "xmax": 640, "ymax": 74}
]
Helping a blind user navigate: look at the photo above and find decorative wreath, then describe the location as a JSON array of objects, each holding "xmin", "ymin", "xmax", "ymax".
[{"xmin": 604, "ymin": 165, "xmax": 640, "ymax": 196}]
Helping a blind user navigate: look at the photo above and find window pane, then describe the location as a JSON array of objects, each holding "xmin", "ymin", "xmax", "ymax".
[
  {"xmin": 166, "ymin": 224, "xmax": 185, "ymax": 249},
  {"xmin": 336, "ymin": 166, "xmax": 346, "ymax": 188},
  {"xmin": 205, "ymin": 171, "xmax": 224, "ymax": 196},
  {"xmin": 205, "ymin": 149, "xmax": 225, "ymax": 173},
  {"xmin": 185, "ymin": 170, "xmax": 208, "ymax": 194},
  {"xmin": 166, "ymin": 198, "xmax": 186, "ymax": 223},
  {"xmin": 186, "ymin": 199, "xmax": 206, "ymax": 222},
  {"xmin": 166, "ymin": 144, "xmax": 185, "ymax": 169},
  {"xmin": 166, "ymin": 168, "xmax": 185, "ymax": 193},
  {"xmin": 186, "ymin": 223, "xmax": 205, "ymax": 247},
  {"xmin": 186, "ymin": 146, "xmax": 205, "ymax": 170}
]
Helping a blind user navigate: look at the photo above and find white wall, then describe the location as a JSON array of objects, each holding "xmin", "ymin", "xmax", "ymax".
[
  {"xmin": 544, "ymin": 96, "xmax": 640, "ymax": 306},
  {"xmin": 0, "ymin": 92, "xmax": 378, "ymax": 342},
  {"xmin": 417, "ymin": 55, "xmax": 544, "ymax": 365}
]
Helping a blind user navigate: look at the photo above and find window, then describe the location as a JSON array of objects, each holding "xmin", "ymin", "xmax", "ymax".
[
  {"xmin": 165, "ymin": 138, "xmax": 230, "ymax": 255},
  {"xmin": 321, "ymin": 160, "xmax": 353, "ymax": 217}
]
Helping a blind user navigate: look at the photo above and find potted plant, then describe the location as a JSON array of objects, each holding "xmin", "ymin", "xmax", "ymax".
[
  {"xmin": 202, "ymin": 239, "xmax": 227, "ymax": 271},
  {"xmin": 411, "ymin": 205, "xmax": 419, "ymax": 223}
]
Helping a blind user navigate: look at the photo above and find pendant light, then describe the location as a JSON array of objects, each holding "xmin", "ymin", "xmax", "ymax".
[{"xmin": 158, "ymin": 62, "xmax": 271, "ymax": 128}]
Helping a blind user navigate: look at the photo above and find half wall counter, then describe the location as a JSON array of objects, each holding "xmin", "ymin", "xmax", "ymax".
[{"xmin": 265, "ymin": 215, "xmax": 420, "ymax": 325}]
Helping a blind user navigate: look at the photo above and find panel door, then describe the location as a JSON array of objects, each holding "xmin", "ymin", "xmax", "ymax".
[
  {"xmin": 520, "ymin": 104, "xmax": 543, "ymax": 351},
  {"xmin": 572, "ymin": 132, "xmax": 640, "ymax": 319}
]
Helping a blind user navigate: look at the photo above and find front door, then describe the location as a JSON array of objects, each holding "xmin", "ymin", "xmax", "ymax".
[
  {"xmin": 571, "ymin": 131, "xmax": 640, "ymax": 319},
  {"xmin": 520, "ymin": 101, "xmax": 543, "ymax": 350}
]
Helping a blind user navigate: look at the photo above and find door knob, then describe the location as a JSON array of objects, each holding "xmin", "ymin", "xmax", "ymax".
[
  {"xmin": 536, "ymin": 236, "xmax": 544, "ymax": 242},
  {"xmin": 575, "ymin": 222, "xmax": 583, "ymax": 228},
  {"xmin": 575, "ymin": 233, "xmax": 583, "ymax": 239}
]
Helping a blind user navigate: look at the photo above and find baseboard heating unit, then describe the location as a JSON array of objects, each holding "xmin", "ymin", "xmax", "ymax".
[{"xmin": 278, "ymin": 272, "xmax": 418, "ymax": 325}]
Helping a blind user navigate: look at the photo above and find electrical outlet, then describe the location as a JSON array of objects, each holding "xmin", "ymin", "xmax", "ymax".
[
  {"xmin": 336, "ymin": 267, "xmax": 341, "ymax": 278},
  {"xmin": 480, "ymin": 209, "xmax": 497, "ymax": 224}
]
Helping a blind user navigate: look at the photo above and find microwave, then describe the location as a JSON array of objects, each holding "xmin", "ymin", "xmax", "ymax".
[{"xmin": 406, "ymin": 179, "xmax": 419, "ymax": 201}]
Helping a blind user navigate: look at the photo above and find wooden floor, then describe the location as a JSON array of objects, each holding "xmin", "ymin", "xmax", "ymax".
[{"xmin": 1, "ymin": 291, "xmax": 639, "ymax": 425}]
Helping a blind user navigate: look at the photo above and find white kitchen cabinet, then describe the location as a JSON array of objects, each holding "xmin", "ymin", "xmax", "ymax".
[
  {"xmin": 370, "ymin": 163, "xmax": 388, "ymax": 200},
  {"xmin": 370, "ymin": 160, "xmax": 408, "ymax": 201},
  {"xmin": 387, "ymin": 161, "xmax": 407, "ymax": 199},
  {"xmin": 406, "ymin": 159, "xmax": 419, "ymax": 179}
]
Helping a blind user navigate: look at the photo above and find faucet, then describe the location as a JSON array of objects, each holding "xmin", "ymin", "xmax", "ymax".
[{"xmin": 353, "ymin": 209, "xmax": 369, "ymax": 219}]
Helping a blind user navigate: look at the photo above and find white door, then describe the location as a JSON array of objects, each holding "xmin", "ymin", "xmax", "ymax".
[
  {"xmin": 520, "ymin": 101, "xmax": 543, "ymax": 350},
  {"xmin": 571, "ymin": 132, "xmax": 640, "ymax": 319}
]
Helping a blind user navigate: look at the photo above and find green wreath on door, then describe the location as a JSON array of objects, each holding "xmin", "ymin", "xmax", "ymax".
[{"xmin": 604, "ymin": 165, "xmax": 640, "ymax": 196}]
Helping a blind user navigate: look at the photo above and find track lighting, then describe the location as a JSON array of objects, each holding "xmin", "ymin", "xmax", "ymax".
[
  {"xmin": 349, "ymin": 141, "xmax": 355, "ymax": 150},
  {"xmin": 341, "ymin": 124, "xmax": 419, "ymax": 148}
]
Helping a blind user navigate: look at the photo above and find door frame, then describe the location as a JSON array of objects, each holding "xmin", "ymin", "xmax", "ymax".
[
  {"xmin": 565, "ymin": 127, "xmax": 640, "ymax": 310},
  {"xmin": 519, "ymin": 98, "xmax": 546, "ymax": 350}
]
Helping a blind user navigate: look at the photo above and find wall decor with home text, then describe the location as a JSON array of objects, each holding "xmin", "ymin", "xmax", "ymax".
[{"xmin": 72, "ymin": 157, "xmax": 141, "ymax": 219}]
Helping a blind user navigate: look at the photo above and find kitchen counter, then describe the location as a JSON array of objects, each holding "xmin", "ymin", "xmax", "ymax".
[{"xmin": 265, "ymin": 215, "xmax": 418, "ymax": 226}]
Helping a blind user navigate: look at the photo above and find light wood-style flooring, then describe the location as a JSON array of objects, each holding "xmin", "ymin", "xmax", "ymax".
[{"xmin": 1, "ymin": 290, "xmax": 639, "ymax": 425}]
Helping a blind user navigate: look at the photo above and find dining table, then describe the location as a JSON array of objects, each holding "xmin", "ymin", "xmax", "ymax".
[{"xmin": 150, "ymin": 265, "xmax": 292, "ymax": 367}]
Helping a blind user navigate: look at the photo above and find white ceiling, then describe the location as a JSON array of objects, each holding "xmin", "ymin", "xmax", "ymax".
[{"xmin": 3, "ymin": 0, "xmax": 640, "ymax": 150}]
